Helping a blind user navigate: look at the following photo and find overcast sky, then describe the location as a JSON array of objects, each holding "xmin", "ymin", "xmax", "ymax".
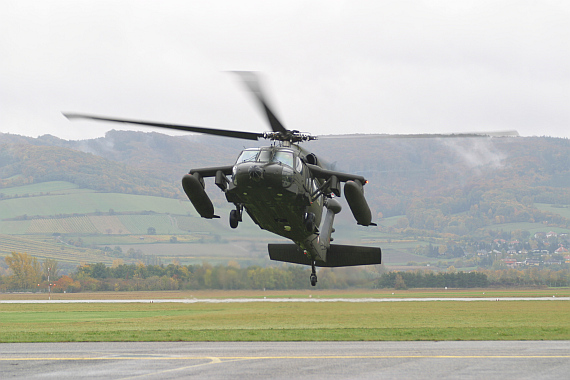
[{"xmin": 1, "ymin": 1, "xmax": 569, "ymax": 141}]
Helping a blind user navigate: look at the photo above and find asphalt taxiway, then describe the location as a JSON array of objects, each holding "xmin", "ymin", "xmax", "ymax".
[{"xmin": 1, "ymin": 341, "xmax": 569, "ymax": 379}]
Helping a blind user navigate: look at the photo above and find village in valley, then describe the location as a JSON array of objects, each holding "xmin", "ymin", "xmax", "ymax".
[{"xmin": 489, "ymin": 231, "xmax": 570, "ymax": 268}]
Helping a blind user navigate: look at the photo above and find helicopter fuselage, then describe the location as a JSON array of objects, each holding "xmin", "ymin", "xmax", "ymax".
[{"xmin": 226, "ymin": 145, "xmax": 324, "ymax": 245}]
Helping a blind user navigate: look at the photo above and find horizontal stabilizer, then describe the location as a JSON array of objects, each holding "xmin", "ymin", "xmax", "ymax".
[{"xmin": 268, "ymin": 244, "xmax": 381, "ymax": 267}]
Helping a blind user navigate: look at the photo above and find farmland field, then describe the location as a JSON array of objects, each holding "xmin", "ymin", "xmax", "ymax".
[
  {"xmin": 0, "ymin": 219, "xmax": 30, "ymax": 234},
  {"xmin": 119, "ymin": 214, "xmax": 187, "ymax": 235},
  {"xmin": 0, "ymin": 234, "xmax": 112, "ymax": 265},
  {"xmin": 88, "ymin": 215, "xmax": 130, "ymax": 234},
  {"xmin": 0, "ymin": 191, "xmax": 196, "ymax": 220},
  {"xmin": 27, "ymin": 216, "xmax": 98, "ymax": 234},
  {"xmin": 113, "ymin": 241, "xmax": 269, "ymax": 266},
  {"xmin": 2, "ymin": 182, "xmax": 569, "ymax": 272}
]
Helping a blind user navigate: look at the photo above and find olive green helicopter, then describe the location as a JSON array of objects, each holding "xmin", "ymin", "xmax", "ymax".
[{"xmin": 65, "ymin": 72, "xmax": 518, "ymax": 286}]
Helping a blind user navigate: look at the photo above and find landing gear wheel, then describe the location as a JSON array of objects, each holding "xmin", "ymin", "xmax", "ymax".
[
  {"xmin": 229, "ymin": 209, "xmax": 240, "ymax": 229},
  {"xmin": 310, "ymin": 274, "xmax": 317, "ymax": 286},
  {"xmin": 310, "ymin": 261, "xmax": 317, "ymax": 286}
]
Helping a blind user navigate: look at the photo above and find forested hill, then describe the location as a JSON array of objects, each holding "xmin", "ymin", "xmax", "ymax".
[
  {"xmin": 307, "ymin": 136, "xmax": 570, "ymax": 213},
  {"xmin": 0, "ymin": 131, "xmax": 244, "ymax": 185},
  {"xmin": 1, "ymin": 131, "xmax": 569, "ymax": 236},
  {"xmin": 0, "ymin": 139, "xmax": 181, "ymax": 198}
]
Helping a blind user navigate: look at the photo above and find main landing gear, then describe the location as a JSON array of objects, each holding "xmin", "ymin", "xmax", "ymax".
[
  {"xmin": 310, "ymin": 260, "xmax": 317, "ymax": 286},
  {"xmin": 229, "ymin": 206, "xmax": 243, "ymax": 229}
]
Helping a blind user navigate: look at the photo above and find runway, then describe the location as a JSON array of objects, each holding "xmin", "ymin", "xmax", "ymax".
[{"xmin": 1, "ymin": 341, "xmax": 569, "ymax": 379}]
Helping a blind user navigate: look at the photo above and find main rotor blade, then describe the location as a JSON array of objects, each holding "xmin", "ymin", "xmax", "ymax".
[
  {"xmin": 233, "ymin": 71, "xmax": 289, "ymax": 135},
  {"xmin": 316, "ymin": 130, "xmax": 519, "ymax": 139},
  {"xmin": 63, "ymin": 113, "xmax": 264, "ymax": 141}
]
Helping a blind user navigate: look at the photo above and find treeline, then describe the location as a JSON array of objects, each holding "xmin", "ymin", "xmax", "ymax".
[
  {"xmin": 73, "ymin": 262, "xmax": 313, "ymax": 291},
  {"xmin": 3, "ymin": 252, "xmax": 570, "ymax": 292},
  {"xmin": 377, "ymin": 271, "xmax": 489, "ymax": 289},
  {"xmin": 0, "ymin": 253, "xmax": 365, "ymax": 291},
  {"xmin": 376, "ymin": 268, "xmax": 570, "ymax": 289},
  {"xmin": 481, "ymin": 267, "xmax": 570, "ymax": 288}
]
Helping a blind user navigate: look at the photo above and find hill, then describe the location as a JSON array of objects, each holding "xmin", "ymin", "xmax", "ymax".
[
  {"xmin": 1, "ymin": 131, "xmax": 569, "ymax": 271},
  {"xmin": 2, "ymin": 131, "xmax": 570, "ymax": 232},
  {"xmin": 0, "ymin": 142, "xmax": 181, "ymax": 198}
]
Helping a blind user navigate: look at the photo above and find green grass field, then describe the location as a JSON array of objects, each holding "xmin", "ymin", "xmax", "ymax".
[
  {"xmin": 0, "ymin": 192, "xmax": 196, "ymax": 220},
  {"xmin": 1, "ymin": 290, "xmax": 569, "ymax": 343},
  {"xmin": 0, "ymin": 181, "xmax": 79, "ymax": 196},
  {"xmin": 536, "ymin": 203, "xmax": 570, "ymax": 219}
]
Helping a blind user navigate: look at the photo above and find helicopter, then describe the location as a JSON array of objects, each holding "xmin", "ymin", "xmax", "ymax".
[{"xmin": 65, "ymin": 72, "xmax": 518, "ymax": 286}]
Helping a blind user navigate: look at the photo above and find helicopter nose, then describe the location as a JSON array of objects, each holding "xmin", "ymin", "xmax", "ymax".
[{"xmin": 248, "ymin": 165, "xmax": 264, "ymax": 181}]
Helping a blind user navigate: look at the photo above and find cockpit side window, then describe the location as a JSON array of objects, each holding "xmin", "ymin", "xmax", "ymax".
[
  {"xmin": 257, "ymin": 150, "xmax": 272, "ymax": 162},
  {"xmin": 236, "ymin": 149, "xmax": 259, "ymax": 163},
  {"xmin": 272, "ymin": 151, "xmax": 294, "ymax": 168}
]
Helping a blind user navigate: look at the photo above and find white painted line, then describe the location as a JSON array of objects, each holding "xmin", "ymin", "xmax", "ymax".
[{"xmin": 1, "ymin": 297, "xmax": 568, "ymax": 304}]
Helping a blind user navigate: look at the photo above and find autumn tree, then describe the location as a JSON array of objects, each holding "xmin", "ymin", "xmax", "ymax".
[
  {"xmin": 4, "ymin": 252, "xmax": 41, "ymax": 290},
  {"xmin": 394, "ymin": 273, "xmax": 407, "ymax": 290},
  {"xmin": 53, "ymin": 275, "xmax": 81, "ymax": 293}
]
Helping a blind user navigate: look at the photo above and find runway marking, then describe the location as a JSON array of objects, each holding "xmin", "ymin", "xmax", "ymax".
[
  {"xmin": 1, "ymin": 297, "xmax": 569, "ymax": 304},
  {"xmin": 2, "ymin": 354, "xmax": 570, "ymax": 361},
  {"xmin": 118, "ymin": 356, "xmax": 239, "ymax": 380}
]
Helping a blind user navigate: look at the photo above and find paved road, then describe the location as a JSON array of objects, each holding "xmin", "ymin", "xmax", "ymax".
[{"xmin": 1, "ymin": 341, "xmax": 569, "ymax": 379}]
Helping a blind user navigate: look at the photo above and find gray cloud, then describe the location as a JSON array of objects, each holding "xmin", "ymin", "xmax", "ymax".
[{"xmin": 1, "ymin": 1, "xmax": 569, "ymax": 140}]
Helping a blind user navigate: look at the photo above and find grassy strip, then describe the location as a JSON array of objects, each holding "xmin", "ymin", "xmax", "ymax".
[
  {"xmin": 2, "ymin": 288, "xmax": 569, "ymax": 300},
  {"xmin": 1, "ymin": 301, "xmax": 569, "ymax": 342},
  {"xmin": 4, "ymin": 327, "xmax": 568, "ymax": 343}
]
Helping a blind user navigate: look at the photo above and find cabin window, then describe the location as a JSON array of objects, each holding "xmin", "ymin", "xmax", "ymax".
[{"xmin": 295, "ymin": 157, "xmax": 303, "ymax": 173}]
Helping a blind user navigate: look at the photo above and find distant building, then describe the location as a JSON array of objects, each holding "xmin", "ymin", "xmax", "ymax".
[
  {"xmin": 477, "ymin": 250, "xmax": 488, "ymax": 256},
  {"xmin": 502, "ymin": 258, "xmax": 521, "ymax": 268}
]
